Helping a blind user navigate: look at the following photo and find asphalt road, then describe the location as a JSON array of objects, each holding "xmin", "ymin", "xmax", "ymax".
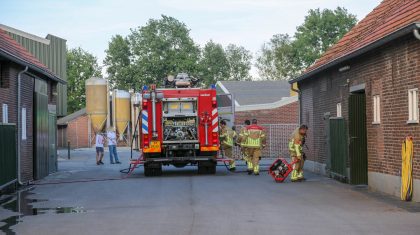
[{"xmin": 1, "ymin": 148, "xmax": 420, "ymax": 235}]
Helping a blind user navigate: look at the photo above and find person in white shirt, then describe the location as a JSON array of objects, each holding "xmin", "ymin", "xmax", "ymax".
[
  {"xmin": 107, "ymin": 127, "xmax": 121, "ymax": 164},
  {"xmin": 95, "ymin": 133, "xmax": 105, "ymax": 165}
]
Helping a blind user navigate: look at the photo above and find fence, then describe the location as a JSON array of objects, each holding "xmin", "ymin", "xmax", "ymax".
[
  {"xmin": 0, "ymin": 124, "xmax": 17, "ymax": 189},
  {"xmin": 231, "ymin": 124, "xmax": 298, "ymax": 158}
]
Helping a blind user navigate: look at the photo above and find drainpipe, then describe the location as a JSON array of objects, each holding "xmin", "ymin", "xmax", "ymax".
[
  {"xmin": 291, "ymin": 83, "xmax": 302, "ymax": 125},
  {"xmin": 17, "ymin": 66, "xmax": 28, "ymax": 185},
  {"xmin": 414, "ymin": 28, "xmax": 420, "ymax": 40}
]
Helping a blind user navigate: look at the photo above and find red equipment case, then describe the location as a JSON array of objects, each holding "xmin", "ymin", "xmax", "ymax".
[{"xmin": 268, "ymin": 158, "xmax": 297, "ymax": 183}]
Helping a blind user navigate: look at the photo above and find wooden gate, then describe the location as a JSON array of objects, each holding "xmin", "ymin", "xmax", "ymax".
[{"xmin": 349, "ymin": 93, "xmax": 368, "ymax": 185}]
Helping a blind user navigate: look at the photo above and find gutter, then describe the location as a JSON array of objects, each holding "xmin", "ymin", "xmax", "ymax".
[
  {"xmin": 290, "ymin": 23, "xmax": 420, "ymax": 84},
  {"xmin": 0, "ymin": 48, "xmax": 66, "ymax": 84},
  {"xmin": 17, "ymin": 66, "xmax": 28, "ymax": 185},
  {"xmin": 291, "ymin": 84, "xmax": 302, "ymax": 124}
]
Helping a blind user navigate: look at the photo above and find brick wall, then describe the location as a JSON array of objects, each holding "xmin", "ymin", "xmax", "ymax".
[
  {"xmin": 0, "ymin": 62, "xmax": 34, "ymax": 182},
  {"xmin": 234, "ymin": 100, "xmax": 299, "ymax": 126},
  {"xmin": 299, "ymin": 35, "xmax": 420, "ymax": 179},
  {"xmin": 66, "ymin": 114, "xmax": 90, "ymax": 149}
]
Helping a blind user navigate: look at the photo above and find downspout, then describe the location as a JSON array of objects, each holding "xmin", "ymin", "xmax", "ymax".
[
  {"xmin": 414, "ymin": 28, "xmax": 420, "ymax": 40},
  {"xmin": 17, "ymin": 66, "xmax": 28, "ymax": 185},
  {"xmin": 291, "ymin": 83, "xmax": 302, "ymax": 125}
]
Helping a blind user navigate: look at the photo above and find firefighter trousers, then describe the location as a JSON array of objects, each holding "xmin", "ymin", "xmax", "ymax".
[
  {"xmin": 223, "ymin": 146, "xmax": 235, "ymax": 169},
  {"xmin": 291, "ymin": 154, "xmax": 304, "ymax": 180},
  {"xmin": 247, "ymin": 148, "xmax": 262, "ymax": 173}
]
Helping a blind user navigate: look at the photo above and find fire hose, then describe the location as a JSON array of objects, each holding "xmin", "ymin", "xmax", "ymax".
[{"xmin": 401, "ymin": 136, "xmax": 413, "ymax": 201}]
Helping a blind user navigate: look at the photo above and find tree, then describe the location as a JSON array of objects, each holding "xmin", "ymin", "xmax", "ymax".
[
  {"xmin": 104, "ymin": 35, "xmax": 132, "ymax": 89},
  {"xmin": 225, "ymin": 44, "xmax": 252, "ymax": 81},
  {"xmin": 127, "ymin": 15, "xmax": 200, "ymax": 86},
  {"xmin": 293, "ymin": 7, "xmax": 357, "ymax": 68},
  {"xmin": 198, "ymin": 41, "xmax": 230, "ymax": 86},
  {"xmin": 256, "ymin": 7, "xmax": 357, "ymax": 80},
  {"xmin": 67, "ymin": 47, "xmax": 102, "ymax": 113},
  {"xmin": 256, "ymin": 34, "xmax": 297, "ymax": 80}
]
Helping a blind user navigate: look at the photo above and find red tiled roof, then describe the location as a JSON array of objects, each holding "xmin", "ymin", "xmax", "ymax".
[
  {"xmin": 0, "ymin": 28, "xmax": 59, "ymax": 80},
  {"xmin": 302, "ymin": 0, "xmax": 420, "ymax": 76}
]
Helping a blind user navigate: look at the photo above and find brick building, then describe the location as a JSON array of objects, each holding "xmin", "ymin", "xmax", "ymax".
[
  {"xmin": 57, "ymin": 108, "xmax": 91, "ymax": 149},
  {"xmin": 0, "ymin": 27, "xmax": 66, "ymax": 183},
  {"xmin": 290, "ymin": 0, "xmax": 420, "ymax": 201},
  {"xmin": 216, "ymin": 80, "xmax": 298, "ymax": 126},
  {"xmin": 216, "ymin": 80, "xmax": 299, "ymax": 157}
]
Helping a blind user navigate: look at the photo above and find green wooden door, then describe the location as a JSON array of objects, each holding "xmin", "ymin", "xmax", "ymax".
[
  {"xmin": 34, "ymin": 92, "xmax": 49, "ymax": 180},
  {"xmin": 0, "ymin": 124, "xmax": 17, "ymax": 188},
  {"xmin": 349, "ymin": 93, "xmax": 368, "ymax": 185},
  {"xmin": 329, "ymin": 118, "xmax": 348, "ymax": 181}
]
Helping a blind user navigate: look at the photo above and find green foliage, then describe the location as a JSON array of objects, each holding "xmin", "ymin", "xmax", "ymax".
[
  {"xmin": 256, "ymin": 7, "xmax": 357, "ymax": 80},
  {"xmin": 256, "ymin": 34, "xmax": 297, "ymax": 80},
  {"xmin": 198, "ymin": 41, "xmax": 230, "ymax": 86},
  {"xmin": 104, "ymin": 35, "xmax": 132, "ymax": 89},
  {"xmin": 225, "ymin": 44, "xmax": 253, "ymax": 81},
  {"xmin": 67, "ymin": 47, "xmax": 102, "ymax": 113},
  {"xmin": 293, "ymin": 7, "xmax": 357, "ymax": 69},
  {"xmin": 105, "ymin": 15, "xmax": 253, "ymax": 89},
  {"xmin": 127, "ymin": 15, "xmax": 200, "ymax": 87}
]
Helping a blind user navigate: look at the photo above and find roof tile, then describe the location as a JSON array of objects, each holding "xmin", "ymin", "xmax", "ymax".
[
  {"xmin": 0, "ymin": 28, "xmax": 56, "ymax": 78},
  {"xmin": 303, "ymin": 0, "xmax": 420, "ymax": 76}
]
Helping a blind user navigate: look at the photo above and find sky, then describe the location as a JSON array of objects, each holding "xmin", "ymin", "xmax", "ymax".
[{"xmin": 0, "ymin": 0, "xmax": 382, "ymax": 77}]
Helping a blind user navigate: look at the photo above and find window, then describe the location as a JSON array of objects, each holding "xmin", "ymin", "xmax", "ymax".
[
  {"xmin": 408, "ymin": 89, "xmax": 419, "ymax": 123},
  {"xmin": 22, "ymin": 108, "xmax": 27, "ymax": 140},
  {"xmin": 373, "ymin": 95, "xmax": 380, "ymax": 124},
  {"xmin": 336, "ymin": 103, "xmax": 342, "ymax": 117},
  {"xmin": 2, "ymin": 104, "xmax": 8, "ymax": 123}
]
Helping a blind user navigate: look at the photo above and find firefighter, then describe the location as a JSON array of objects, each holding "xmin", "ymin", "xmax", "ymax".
[
  {"xmin": 289, "ymin": 124, "xmax": 308, "ymax": 182},
  {"xmin": 243, "ymin": 119, "xmax": 266, "ymax": 175},
  {"xmin": 220, "ymin": 120, "xmax": 237, "ymax": 171},
  {"xmin": 237, "ymin": 120, "xmax": 251, "ymax": 170}
]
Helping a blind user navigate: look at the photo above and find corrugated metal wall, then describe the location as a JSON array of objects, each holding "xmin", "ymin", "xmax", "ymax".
[
  {"xmin": 0, "ymin": 124, "xmax": 17, "ymax": 188},
  {"xmin": 7, "ymin": 32, "xmax": 67, "ymax": 116}
]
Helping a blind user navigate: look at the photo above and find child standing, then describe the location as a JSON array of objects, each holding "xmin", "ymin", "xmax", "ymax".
[{"xmin": 95, "ymin": 133, "xmax": 105, "ymax": 165}]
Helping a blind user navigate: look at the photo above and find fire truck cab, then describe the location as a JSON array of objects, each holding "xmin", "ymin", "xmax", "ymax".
[{"xmin": 140, "ymin": 74, "xmax": 219, "ymax": 176}]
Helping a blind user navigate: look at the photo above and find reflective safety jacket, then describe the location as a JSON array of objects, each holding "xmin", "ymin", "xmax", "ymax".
[
  {"xmin": 220, "ymin": 126, "xmax": 237, "ymax": 147},
  {"xmin": 242, "ymin": 124, "xmax": 266, "ymax": 149},
  {"xmin": 288, "ymin": 128, "xmax": 303, "ymax": 157},
  {"xmin": 237, "ymin": 126, "xmax": 248, "ymax": 146}
]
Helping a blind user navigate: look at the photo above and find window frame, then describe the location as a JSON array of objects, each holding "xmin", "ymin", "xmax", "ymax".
[
  {"xmin": 372, "ymin": 95, "xmax": 380, "ymax": 124},
  {"xmin": 336, "ymin": 102, "xmax": 342, "ymax": 118},
  {"xmin": 407, "ymin": 88, "xmax": 419, "ymax": 124},
  {"xmin": 2, "ymin": 104, "xmax": 8, "ymax": 123},
  {"xmin": 22, "ymin": 107, "xmax": 27, "ymax": 140}
]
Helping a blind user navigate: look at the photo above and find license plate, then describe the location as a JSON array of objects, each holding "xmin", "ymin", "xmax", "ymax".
[{"xmin": 150, "ymin": 141, "xmax": 161, "ymax": 149}]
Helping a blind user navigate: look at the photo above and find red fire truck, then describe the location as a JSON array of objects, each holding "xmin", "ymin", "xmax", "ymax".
[{"xmin": 140, "ymin": 73, "xmax": 220, "ymax": 176}]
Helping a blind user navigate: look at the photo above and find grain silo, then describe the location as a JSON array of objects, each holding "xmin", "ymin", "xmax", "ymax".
[
  {"xmin": 113, "ymin": 90, "xmax": 131, "ymax": 140},
  {"xmin": 85, "ymin": 77, "xmax": 108, "ymax": 133}
]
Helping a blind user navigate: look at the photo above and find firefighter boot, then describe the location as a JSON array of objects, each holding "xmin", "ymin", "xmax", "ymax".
[
  {"xmin": 253, "ymin": 164, "xmax": 260, "ymax": 176},
  {"xmin": 291, "ymin": 170, "xmax": 299, "ymax": 182},
  {"xmin": 229, "ymin": 160, "xmax": 236, "ymax": 172},
  {"xmin": 297, "ymin": 170, "xmax": 304, "ymax": 181},
  {"xmin": 247, "ymin": 161, "xmax": 253, "ymax": 175}
]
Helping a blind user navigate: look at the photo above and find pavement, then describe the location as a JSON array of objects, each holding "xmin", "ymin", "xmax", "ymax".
[{"xmin": 1, "ymin": 148, "xmax": 420, "ymax": 235}]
